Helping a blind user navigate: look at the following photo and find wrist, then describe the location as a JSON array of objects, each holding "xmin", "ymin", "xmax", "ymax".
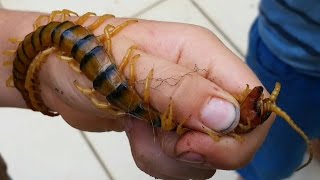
[{"xmin": 0, "ymin": 10, "xmax": 42, "ymax": 108}]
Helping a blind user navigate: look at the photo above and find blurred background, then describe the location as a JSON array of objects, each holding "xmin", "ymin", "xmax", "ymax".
[{"xmin": 0, "ymin": 0, "xmax": 319, "ymax": 179}]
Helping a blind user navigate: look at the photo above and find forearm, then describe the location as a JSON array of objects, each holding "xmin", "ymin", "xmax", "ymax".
[{"xmin": 0, "ymin": 9, "xmax": 41, "ymax": 108}]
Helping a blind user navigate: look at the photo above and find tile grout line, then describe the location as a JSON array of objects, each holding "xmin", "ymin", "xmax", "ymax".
[
  {"xmin": 79, "ymin": 131, "xmax": 115, "ymax": 180},
  {"xmin": 130, "ymin": 0, "xmax": 168, "ymax": 17},
  {"xmin": 190, "ymin": 0, "xmax": 245, "ymax": 58}
]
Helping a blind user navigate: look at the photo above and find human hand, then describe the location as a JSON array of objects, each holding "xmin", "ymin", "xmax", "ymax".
[{"xmin": 2, "ymin": 11, "xmax": 275, "ymax": 179}]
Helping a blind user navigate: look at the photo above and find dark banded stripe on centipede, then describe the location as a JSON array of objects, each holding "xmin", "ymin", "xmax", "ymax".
[{"xmin": 13, "ymin": 20, "xmax": 162, "ymax": 126}]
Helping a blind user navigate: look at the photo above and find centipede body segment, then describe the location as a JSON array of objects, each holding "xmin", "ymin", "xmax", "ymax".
[{"xmin": 3, "ymin": 9, "xmax": 313, "ymax": 171}]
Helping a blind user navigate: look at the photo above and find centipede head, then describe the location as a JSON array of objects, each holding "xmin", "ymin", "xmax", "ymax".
[{"xmin": 234, "ymin": 86, "xmax": 271, "ymax": 134}]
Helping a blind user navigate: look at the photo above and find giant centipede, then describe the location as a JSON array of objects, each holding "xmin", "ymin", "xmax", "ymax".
[{"xmin": 5, "ymin": 10, "xmax": 313, "ymax": 171}]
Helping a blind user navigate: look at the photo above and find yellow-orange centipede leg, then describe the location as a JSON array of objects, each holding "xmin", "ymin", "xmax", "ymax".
[
  {"xmin": 8, "ymin": 38, "xmax": 22, "ymax": 44},
  {"xmin": 118, "ymin": 46, "xmax": 138, "ymax": 73},
  {"xmin": 143, "ymin": 68, "xmax": 154, "ymax": 105},
  {"xmin": 109, "ymin": 19, "xmax": 138, "ymax": 37},
  {"xmin": 2, "ymin": 60, "xmax": 13, "ymax": 67},
  {"xmin": 5, "ymin": 76, "xmax": 14, "ymax": 88},
  {"xmin": 229, "ymin": 133, "xmax": 244, "ymax": 142},
  {"xmin": 33, "ymin": 15, "xmax": 50, "ymax": 30},
  {"xmin": 206, "ymin": 129, "xmax": 221, "ymax": 142},
  {"xmin": 49, "ymin": 9, "xmax": 78, "ymax": 22},
  {"xmin": 129, "ymin": 54, "xmax": 140, "ymax": 87},
  {"xmin": 87, "ymin": 14, "xmax": 115, "ymax": 32},
  {"xmin": 2, "ymin": 50, "xmax": 16, "ymax": 56},
  {"xmin": 74, "ymin": 81, "xmax": 125, "ymax": 117},
  {"xmin": 74, "ymin": 12, "xmax": 96, "ymax": 25},
  {"xmin": 99, "ymin": 20, "xmax": 138, "ymax": 58},
  {"xmin": 57, "ymin": 55, "xmax": 81, "ymax": 73},
  {"xmin": 233, "ymin": 84, "xmax": 251, "ymax": 104},
  {"xmin": 176, "ymin": 116, "xmax": 190, "ymax": 136},
  {"xmin": 160, "ymin": 97, "xmax": 176, "ymax": 131}
]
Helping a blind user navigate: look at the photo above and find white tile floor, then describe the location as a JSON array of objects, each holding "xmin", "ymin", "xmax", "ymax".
[{"xmin": 0, "ymin": 0, "xmax": 319, "ymax": 179}]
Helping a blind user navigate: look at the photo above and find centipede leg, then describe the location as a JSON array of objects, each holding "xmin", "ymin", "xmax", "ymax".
[
  {"xmin": 33, "ymin": 15, "xmax": 50, "ymax": 30},
  {"xmin": 98, "ymin": 20, "xmax": 138, "ymax": 58},
  {"xmin": 206, "ymin": 129, "xmax": 221, "ymax": 142},
  {"xmin": 160, "ymin": 97, "xmax": 176, "ymax": 131},
  {"xmin": 143, "ymin": 68, "xmax": 154, "ymax": 105},
  {"xmin": 2, "ymin": 50, "xmax": 16, "ymax": 56},
  {"xmin": 49, "ymin": 9, "xmax": 78, "ymax": 22},
  {"xmin": 2, "ymin": 60, "xmax": 13, "ymax": 67},
  {"xmin": 118, "ymin": 46, "xmax": 138, "ymax": 73},
  {"xmin": 74, "ymin": 81, "xmax": 125, "ymax": 117},
  {"xmin": 74, "ymin": 12, "xmax": 97, "ymax": 25},
  {"xmin": 8, "ymin": 38, "xmax": 22, "ymax": 44},
  {"xmin": 234, "ymin": 84, "xmax": 251, "ymax": 104},
  {"xmin": 109, "ymin": 19, "xmax": 138, "ymax": 37},
  {"xmin": 5, "ymin": 76, "xmax": 14, "ymax": 88},
  {"xmin": 87, "ymin": 14, "xmax": 115, "ymax": 32},
  {"xmin": 176, "ymin": 116, "xmax": 190, "ymax": 136},
  {"xmin": 57, "ymin": 55, "xmax": 81, "ymax": 73},
  {"xmin": 229, "ymin": 133, "xmax": 244, "ymax": 142}
]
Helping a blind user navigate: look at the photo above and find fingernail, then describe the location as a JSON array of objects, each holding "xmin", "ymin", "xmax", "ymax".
[
  {"xmin": 200, "ymin": 97, "xmax": 240, "ymax": 133},
  {"xmin": 177, "ymin": 152, "xmax": 205, "ymax": 164}
]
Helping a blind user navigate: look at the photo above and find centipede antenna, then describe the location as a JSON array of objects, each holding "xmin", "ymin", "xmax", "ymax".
[{"xmin": 269, "ymin": 104, "xmax": 312, "ymax": 171}]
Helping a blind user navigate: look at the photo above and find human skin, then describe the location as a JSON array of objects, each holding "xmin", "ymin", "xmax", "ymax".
[{"xmin": 0, "ymin": 9, "xmax": 275, "ymax": 179}]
